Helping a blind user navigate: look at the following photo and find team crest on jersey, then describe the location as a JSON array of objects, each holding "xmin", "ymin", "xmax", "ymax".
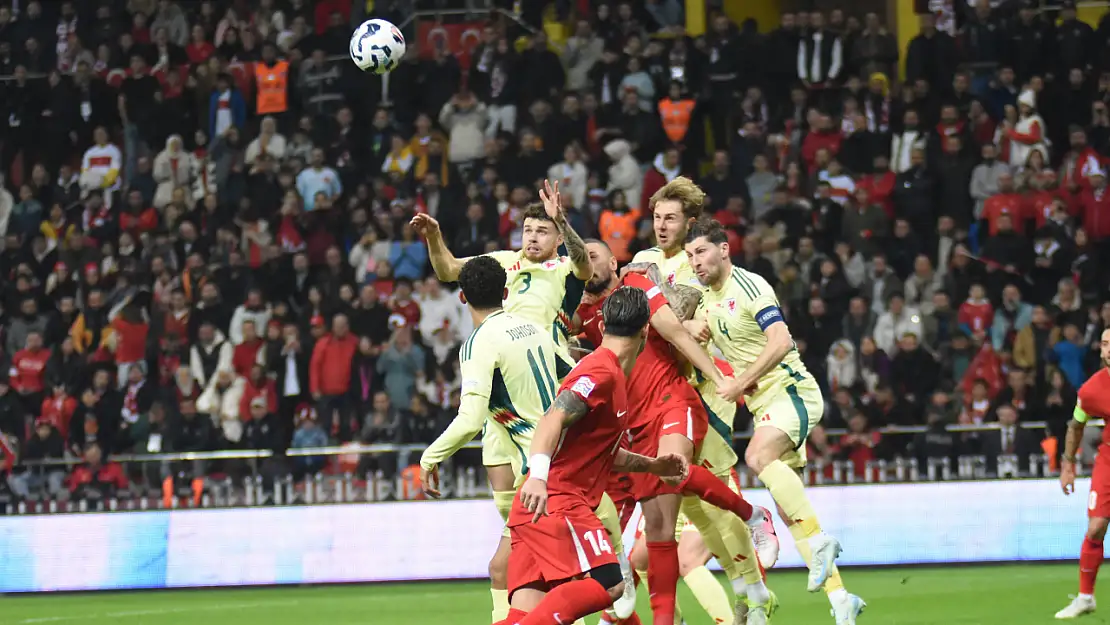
[
  {"xmin": 667, "ymin": 272, "xmax": 677, "ymax": 287},
  {"xmin": 726, "ymin": 298, "xmax": 737, "ymax": 314},
  {"xmin": 542, "ymin": 259, "xmax": 559, "ymax": 270}
]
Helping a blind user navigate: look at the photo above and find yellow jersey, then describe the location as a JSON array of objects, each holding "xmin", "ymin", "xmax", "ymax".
[
  {"xmin": 699, "ymin": 265, "xmax": 814, "ymax": 415},
  {"xmin": 467, "ymin": 250, "xmax": 584, "ymax": 364},
  {"xmin": 420, "ymin": 310, "xmax": 571, "ymax": 478},
  {"xmin": 631, "ymin": 246, "xmax": 701, "ymax": 290},
  {"xmin": 691, "ymin": 362, "xmax": 740, "ymax": 475}
]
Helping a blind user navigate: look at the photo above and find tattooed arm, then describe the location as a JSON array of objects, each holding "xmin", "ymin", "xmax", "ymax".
[
  {"xmin": 613, "ymin": 449, "xmax": 688, "ymax": 479},
  {"xmin": 645, "ymin": 264, "xmax": 703, "ymax": 321},
  {"xmin": 558, "ymin": 217, "xmax": 592, "ymax": 281},
  {"xmin": 519, "ymin": 389, "xmax": 589, "ymax": 521}
]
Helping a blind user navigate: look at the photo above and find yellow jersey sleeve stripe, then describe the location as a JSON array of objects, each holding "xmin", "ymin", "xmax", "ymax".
[{"xmin": 731, "ymin": 268, "xmax": 759, "ymax": 301}]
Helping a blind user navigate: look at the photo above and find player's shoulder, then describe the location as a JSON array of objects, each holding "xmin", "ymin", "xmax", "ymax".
[
  {"xmin": 727, "ymin": 266, "xmax": 773, "ymax": 302},
  {"xmin": 486, "ymin": 249, "xmax": 523, "ymax": 268},
  {"xmin": 631, "ymin": 247, "xmax": 663, "ymax": 264},
  {"xmin": 1079, "ymin": 370, "xmax": 1110, "ymax": 397}
]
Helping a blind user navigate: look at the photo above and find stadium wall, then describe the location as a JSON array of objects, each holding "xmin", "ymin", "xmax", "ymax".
[{"xmin": 0, "ymin": 479, "xmax": 1089, "ymax": 593}]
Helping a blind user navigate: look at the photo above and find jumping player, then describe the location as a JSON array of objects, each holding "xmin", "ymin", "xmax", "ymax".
[
  {"xmin": 685, "ymin": 218, "xmax": 866, "ymax": 625},
  {"xmin": 1057, "ymin": 328, "xmax": 1110, "ymax": 619},
  {"xmin": 412, "ymin": 182, "xmax": 595, "ymax": 621},
  {"xmin": 419, "ymin": 256, "xmax": 633, "ymax": 624},
  {"xmin": 578, "ymin": 238, "xmax": 776, "ymax": 625},
  {"xmin": 501, "ymin": 287, "xmax": 687, "ymax": 625}
]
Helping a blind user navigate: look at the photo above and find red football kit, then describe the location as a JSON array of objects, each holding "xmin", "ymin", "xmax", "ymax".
[
  {"xmin": 1081, "ymin": 369, "xmax": 1110, "ymax": 519},
  {"xmin": 506, "ymin": 347, "xmax": 629, "ymax": 594},
  {"xmin": 580, "ymin": 273, "xmax": 708, "ymax": 501}
]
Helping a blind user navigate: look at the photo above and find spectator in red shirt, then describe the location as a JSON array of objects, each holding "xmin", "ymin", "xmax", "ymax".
[
  {"xmin": 390, "ymin": 279, "xmax": 422, "ymax": 328},
  {"xmin": 119, "ymin": 189, "xmax": 159, "ymax": 236},
  {"xmin": 66, "ymin": 442, "xmax": 129, "ymax": 500},
  {"xmin": 231, "ymin": 319, "xmax": 264, "ymax": 378},
  {"xmin": 832, "ymin": 412, "xmax": 882, "ymax": 479},
  {"xmin": 801, "ymin": 112, "xmax": 843, "ymax": 173},
  {"xmin": 982, "ymin": 172, "xmax": 1028, "ymax": 235},
  {"xmin": 11, "ymin": 331, "xmax": 51, "ymax": 416},
  {"xmin": 110, "ymin": 303, "xmax": 149, "ymax": 385},
  {"xmin": 856, "ymin": 154, "xmax": 895, "ymax": 218},
  {"xmin": 40, "ymin": 385, "xmax": 77, "ymax": 439},
  {"xmin": 1079, "ymin": 167, "xmax": 1110, "ymax": 243},
  {"xmin": 186, "ymin": 25, "xmax": 215, "ymax": 65},
  {"xmin": 309, "ymin": 313, "xmax": 359, "ymax": 442},
  {"xmin": 959, "ymin": 283, "xmax": 995, "ymax": 342}
]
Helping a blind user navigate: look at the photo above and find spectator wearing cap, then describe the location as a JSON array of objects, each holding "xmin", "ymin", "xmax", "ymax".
[
  {"xmin": 309, "ymin": 313, "xmax": 358, "ymax": 442},
  {"xmin": 1005, "ymin": 90, "xmax": 1049, "ymax": 171}
]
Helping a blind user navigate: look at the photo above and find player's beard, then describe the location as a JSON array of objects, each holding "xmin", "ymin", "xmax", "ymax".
[{"xmin": 585, "ymin": 269, "xmax": 614, "ymax": 295}]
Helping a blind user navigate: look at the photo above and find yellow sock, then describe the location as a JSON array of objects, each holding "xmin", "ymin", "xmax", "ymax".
[
  {"xmin": 759, "ymin": 460, "xmax": 822, "ymax": 537},
  {"xmin": 490, "ymin": 588, "xmax": 509, "ymax": 623},
  {"xmin": 493, "ymin": 490, "xmax": 516, "ymax": 523},
  {"xmin": 684, "ymin": 565, "xmax": 733, "ymax": 624},
  {"xmin": 788, "ymin": 523, "xmax": 845, "ymax": 594},
  {"xmin": 683, "ymin": 496, "xmax": 762, "ymax": 585}
]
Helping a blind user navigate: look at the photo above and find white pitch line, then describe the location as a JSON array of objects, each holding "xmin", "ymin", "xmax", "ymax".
[{"xmin": 16, "ymin": 600, "xmax": 301, "ymax": 624}]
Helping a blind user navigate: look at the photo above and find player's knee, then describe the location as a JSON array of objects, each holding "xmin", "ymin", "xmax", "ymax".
[
  {"xmin": 591, "ymin": 562, "xmax": 624, "ymax": 593},
  {"xmin": 1088, "ymin": 517, "xmax": 1110, "ymax": 542},
  {"xmin": 488, "ymin": 551, "xmax": 509, "ymax": 586},
  {"xmin": 744, "ymin": 444, "xmax": 774, "ymax": 475},
  {"xmin": 678, "ymin": 556, "xmax": 699, "ymax": 577}
]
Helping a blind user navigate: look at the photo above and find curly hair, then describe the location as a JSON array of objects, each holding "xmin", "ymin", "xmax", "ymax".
[{"xmin": 648, "ymin": 176, "xmax": 705, "ymax": 220}]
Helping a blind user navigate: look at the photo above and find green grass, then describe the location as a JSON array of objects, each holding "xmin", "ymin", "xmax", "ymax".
[{"xmin": 0, "ymin": 564, "xmax": 1096, "ymax": 625}]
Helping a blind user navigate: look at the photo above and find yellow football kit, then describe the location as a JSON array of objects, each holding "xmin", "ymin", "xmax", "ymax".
[
  {"xmin": 699, "ymin": 266, "xmax": 824, "ymax": 468},
  {"xmin": 464, "ymin": 250, "xmax": 584, "ymax": 366},
  {"xmin": 419, "ymin": 311, "xmax": 570, "ymax": 514},
  {"xmin": 631, "ymin": 246, "xmax": 702, "ymax": 290}
]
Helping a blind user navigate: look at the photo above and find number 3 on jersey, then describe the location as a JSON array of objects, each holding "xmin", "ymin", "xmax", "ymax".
[
  {"xmin": 582, "ymin": 528, "xmax": 613, "ymax": 556},
  {"xmin": 518, "ymin": 272, "xmax": 532, "ymax": 294}
]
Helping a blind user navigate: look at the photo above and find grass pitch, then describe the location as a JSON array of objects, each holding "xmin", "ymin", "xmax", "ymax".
[{"xmin": 2, "ymin": 564, "xmax": 1089, "ymax": 625}]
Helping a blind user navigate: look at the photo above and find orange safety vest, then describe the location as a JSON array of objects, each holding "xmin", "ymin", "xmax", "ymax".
[
  {"xmin": 598, "ymin": 209, "xmax": 639, "ymax": 262},
  {"xmin": 254, "ymin": 60, "xmax": 289, "ymax": 114},
  {"xmin": 659, "ymin": 99, "xmax": 695, "ymax": 144}
]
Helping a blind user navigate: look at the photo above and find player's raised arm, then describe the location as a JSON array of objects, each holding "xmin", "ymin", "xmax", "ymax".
[
  {"xmin": 410, "ymin": 214, "xmax": 465, "ymax": 281},
  {"xmin": 541, "ymin": 179, "xmax": 593, "ymax": 282},
  {"xmin": 1061, "ymin": 403, "xmax": 1090, "ymax": 495}
]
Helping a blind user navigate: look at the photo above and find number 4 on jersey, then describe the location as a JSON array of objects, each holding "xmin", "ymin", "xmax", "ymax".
[{"xmin": 583, "ymin": 528, "xmax": 613, "ymax": 556}]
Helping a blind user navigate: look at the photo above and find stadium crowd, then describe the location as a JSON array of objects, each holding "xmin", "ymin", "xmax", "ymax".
[{"xmin": 0, "ymin": 0, "xmax": 1109, "ymax": 501}]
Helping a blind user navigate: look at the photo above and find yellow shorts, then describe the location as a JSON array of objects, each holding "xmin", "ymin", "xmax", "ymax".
[
  {"xmin": 482, "ymin": 422, "xmax": 518, "ymax": 470},
  {"xmin": 635, "ymin": 505, "xmax": 700, "ymax": 543},
  {"xmin": 753, "ymin": 380, "xmax": 824, "ymax": 469},
  {"xmin": 593, "ymin": 491, "xmax": 624, "ymax": 552}
]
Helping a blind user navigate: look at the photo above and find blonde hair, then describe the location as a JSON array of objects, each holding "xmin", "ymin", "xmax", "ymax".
[{"xmin": 649, "ymin": 176, "xmax": 705, "ymax": 220}]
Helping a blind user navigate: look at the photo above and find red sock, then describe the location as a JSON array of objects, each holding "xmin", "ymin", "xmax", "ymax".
[
  {"xmin": 620, "ymin": 612, "xmax": 643, "ymax": 625},
  {"xmin": 647, "ymin": 541, "xmax": 680, "ymax": 625},
  {"xmin": 519, "ymin": 578, "xmax": 613, "ymax": 625},
  {"xmin": 679, "ymin": 464, "xmax": 753, "ymax": 521},
  {"xmin": 1081, "ymin": 537, "xmax": 1104, "ymax": 595},
  {"xmin": 495, "ymin": 608, "xmax": 530, "ymax": 625}
]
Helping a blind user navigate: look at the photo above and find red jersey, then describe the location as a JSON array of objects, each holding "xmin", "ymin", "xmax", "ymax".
[
  {"xmin": 10, "ymin": 349, "xmax": 50, "ymax": 394},
  {"xmin": 576, "ymin": 297, "xmax": 605, "ymax": 348},
  {"xmin": 509, "ymin": 347, "xmax": 628, "ymax": 521},
  {"xmin": 1079, "ymin": 369, "xmax": 1110, "ymax": 445}
]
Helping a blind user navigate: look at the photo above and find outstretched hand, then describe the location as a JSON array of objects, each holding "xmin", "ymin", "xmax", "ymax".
[
  {"xmin": 539, "ymin": 179, "xmax": 565, "ymax": 223},
  {"xmin": 650, "ymin": 453, "xmax": 690, "ymax": 481}
]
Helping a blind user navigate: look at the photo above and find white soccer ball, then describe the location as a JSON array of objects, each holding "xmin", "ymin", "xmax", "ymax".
[{"xmin": 349, "ymin": 18, "xmax": 406, "ymax": 74}]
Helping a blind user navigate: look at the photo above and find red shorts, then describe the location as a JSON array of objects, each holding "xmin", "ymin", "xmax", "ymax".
[
  {"xmin": 630, "ymin": 395, "xmax": 707, "ymax": 502},
  {"xmin": 507, "ymin": 502, "xmax": 618, "ymax": 595},
  {"xmin": 1090, "ymin": 452, "xmax": 1110, "ymax": 518}
]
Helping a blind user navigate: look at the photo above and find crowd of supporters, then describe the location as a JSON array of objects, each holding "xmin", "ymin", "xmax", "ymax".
[{"xmin": 0, "ymin": 0, "xmax": 1109, "ymax": 500}]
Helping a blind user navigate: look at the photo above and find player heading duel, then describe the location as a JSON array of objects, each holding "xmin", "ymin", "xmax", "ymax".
[
  {"xmin": 685, "ymin": 218, "xmax": 867, "ymax": 625},
  {"xmin": 500, "ymin": 287, "xmax": 689, "ymax": 625},
  {"xmin": 1057, "ymin": 328, "xmax": 1110, "ymax": 620}
]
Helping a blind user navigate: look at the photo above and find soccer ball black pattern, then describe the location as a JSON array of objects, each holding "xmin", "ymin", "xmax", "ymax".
[{"xmin": 350, "ymin": 19, "xmax": 406, "ymax": 75}]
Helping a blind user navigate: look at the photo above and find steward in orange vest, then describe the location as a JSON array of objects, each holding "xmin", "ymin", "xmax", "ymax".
[
  {"xmin": 658, "ymin": 82, "xmax": 696, "ymax": 144},
  {"xmin": 597, "ymin": 191, "xmax": 640, "ymax": 263},
  {"xmin": 255, "ymin": 43, "xmax": 289, "ymax": 115}
]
